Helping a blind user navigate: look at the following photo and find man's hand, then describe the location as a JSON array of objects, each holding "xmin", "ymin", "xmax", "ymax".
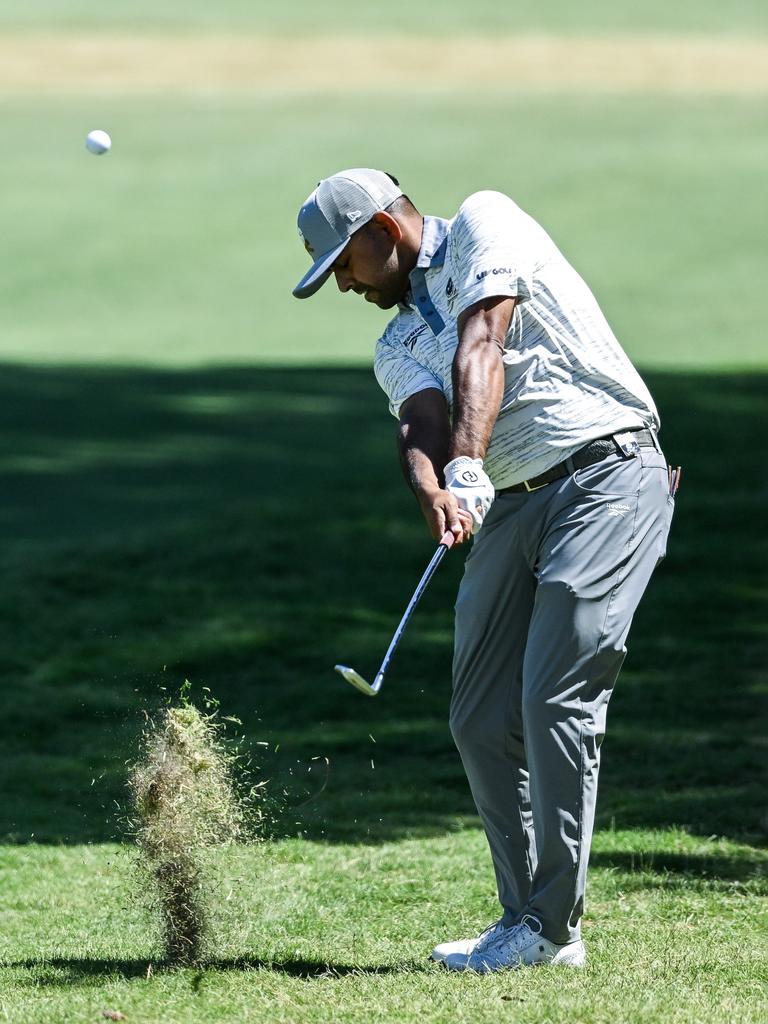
[
  {"xmin": 444, "ymin": 456, "xmax": 495, "ymax": 533},
  {"xmin": 416, "ymin": 485, "xmax": 474, "ymax": 545}
]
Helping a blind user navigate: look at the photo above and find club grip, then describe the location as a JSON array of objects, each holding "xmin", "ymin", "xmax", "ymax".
[{"xmin": 440, "ymin": 530, "xmax": 456, "ymax": 550}]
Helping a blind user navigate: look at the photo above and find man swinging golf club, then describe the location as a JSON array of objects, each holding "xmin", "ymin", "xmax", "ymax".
[{"xmin": 292, "ymin": 169, "xmax": 676, "ymax": 972}]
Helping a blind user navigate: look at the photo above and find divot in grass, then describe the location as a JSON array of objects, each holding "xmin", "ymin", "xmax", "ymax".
[{"xmin": 127, "ymin": 686, "xmax": 262, "ymax": 966}]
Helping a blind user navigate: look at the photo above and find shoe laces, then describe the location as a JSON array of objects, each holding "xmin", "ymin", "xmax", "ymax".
[
  {"xmin": 491, "ymin": 915, "xmax": 542, "ymax": 955},
  {"xmin": 474, "ymin": 919, "xmax": 505, "ymax": 952}
]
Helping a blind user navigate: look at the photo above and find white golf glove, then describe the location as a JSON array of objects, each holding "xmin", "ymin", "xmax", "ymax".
[{"xmin": 444, "ymin": 457, "xmax": 495, "ymax": 534}]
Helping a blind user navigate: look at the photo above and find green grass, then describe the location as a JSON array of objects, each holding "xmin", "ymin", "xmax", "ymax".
[
  {"xmin": 0, "ymin": 36, "xmax": 766, "ymax": 1024},
  {"xmin": 0, "ymin": 365, "xmax": 765, "ymax": 843},
  {"xmin": 0, "ymin": 365, "xmax": 766, "ymax": 1021},
  {"xmin": 1, "ymin": 833, "xmax": 766, "ymax": 1023},
  {"xmin": 1, "ymin": 0, "xmax": 767, "ymax": 35},
  {"xmin": 0, "ymin": 94, "xmax": 766, "ymax": 369}
]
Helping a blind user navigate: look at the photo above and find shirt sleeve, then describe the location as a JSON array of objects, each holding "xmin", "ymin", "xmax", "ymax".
[
  {"xmin": 449, "ymin": 191, "xmax": 534, "ymax": 318},
  {"xmin": 374, "ymin": 314, "xmax": 444, "ymax": 419}
]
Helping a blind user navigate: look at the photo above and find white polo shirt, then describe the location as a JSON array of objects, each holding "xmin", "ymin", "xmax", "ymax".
[{"xmin": 374, "ymin": 190, "xmax": 659, "ymax": 489}]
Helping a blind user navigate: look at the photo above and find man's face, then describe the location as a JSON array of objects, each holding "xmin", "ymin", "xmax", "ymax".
[{"xmin": 330, "ymin": 217, "xmax": 410, "ymax": 310}]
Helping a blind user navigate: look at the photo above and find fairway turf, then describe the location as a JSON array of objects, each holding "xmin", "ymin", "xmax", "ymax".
[
  {"xmin": 0, "ymin": 93, "xmax": 766, "ymax": 369},
  {"xmin": 0, "ymin": 9, "xmax": 767, "ymax": 1023},
  {"xmin": 0, "ymin": 366, "xmax": 766, "ymax": 1022},
  {"xmin": 1, "ymin": 834, "xmax": 766, "ymax": 1023},
  {"xmin": 2, "ymin": 0, "xmax": 768, "ymax": 35}
]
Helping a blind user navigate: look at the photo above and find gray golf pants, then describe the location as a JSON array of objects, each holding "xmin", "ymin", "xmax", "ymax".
[{"xmin": 450, "ymin": 446, "xmax": 674, "ymax": 945}]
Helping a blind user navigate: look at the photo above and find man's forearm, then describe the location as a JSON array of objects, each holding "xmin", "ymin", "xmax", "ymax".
[
  {"xmin": 448, "ymin": 297, "xmax": 512, "ymax": 463},
  {"xmin": 398, "ymin": 417, "xmax": 449, "ymax": 495},
  {"xmin": 449, "ymin": 337, "xmax": 505, "ymax": 462}
]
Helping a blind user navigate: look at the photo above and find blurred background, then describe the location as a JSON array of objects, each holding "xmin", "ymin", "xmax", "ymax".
[{"xmin": 0, "ymin": 1, "xmax": 765, "ymax": 848}]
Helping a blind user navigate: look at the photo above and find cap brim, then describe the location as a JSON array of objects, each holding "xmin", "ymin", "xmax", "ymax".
[{"xmin": 292, "ymin": 239, "xmax": 348, "ymax": 299}]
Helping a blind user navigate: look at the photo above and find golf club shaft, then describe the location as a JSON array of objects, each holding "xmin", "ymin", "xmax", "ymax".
[{"xmin": 373, "ymin": 530, "xmax": 455, "ymax": 688}]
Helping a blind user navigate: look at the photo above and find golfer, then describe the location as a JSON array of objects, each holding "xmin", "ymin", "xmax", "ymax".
[{"xmin": 292, "ymin": 169, "xmax": 675, "ymax": 972}]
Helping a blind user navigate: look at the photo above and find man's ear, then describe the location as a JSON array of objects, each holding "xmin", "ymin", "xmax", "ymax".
[{"xmin": 369, "ymin": 211, "xmax": 403, "ymax": 244}]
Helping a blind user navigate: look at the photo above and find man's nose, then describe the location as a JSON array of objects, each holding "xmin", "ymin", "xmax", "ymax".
[{"xmin": 334, "ymin": 268, "xmax": 355, "ymax": 293}]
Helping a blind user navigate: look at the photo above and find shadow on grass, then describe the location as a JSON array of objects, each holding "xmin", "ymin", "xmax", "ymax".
[
  {"xmin": 8, "ymin": 955, "xmax": 411, "ymax": 985},
  {"xmin": 590, "ymin": 849, "xmax": 767, "ymax": 892},
  {"xmin": 0, "ymin": 364, "xmax": 764, "ymax": 847}
]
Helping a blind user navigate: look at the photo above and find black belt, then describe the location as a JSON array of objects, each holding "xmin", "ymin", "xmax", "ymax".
[{"xmin": 497, "ymin": 428, "xmax": 658, "ymax": 495}]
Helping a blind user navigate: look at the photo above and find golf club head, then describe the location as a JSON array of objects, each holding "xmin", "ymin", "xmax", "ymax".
[{"xmin": 334, "ymin": 664, "xmax": 382, "ymax": 697}]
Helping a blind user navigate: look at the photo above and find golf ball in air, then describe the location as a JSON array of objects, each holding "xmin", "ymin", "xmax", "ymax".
[{"xmin": 85, "ymin": 129, "xmax": 112, "ymax": 155}]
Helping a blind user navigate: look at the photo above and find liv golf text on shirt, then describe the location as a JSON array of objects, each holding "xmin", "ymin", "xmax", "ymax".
[{"xmin": 374, "ymin": 191, "xmax": 658, "ymax": 489}]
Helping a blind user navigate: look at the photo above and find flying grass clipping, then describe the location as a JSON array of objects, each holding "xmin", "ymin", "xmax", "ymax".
[{"xmin": 127, "ymin": 684, "xmax": 263, "ymax": 965}]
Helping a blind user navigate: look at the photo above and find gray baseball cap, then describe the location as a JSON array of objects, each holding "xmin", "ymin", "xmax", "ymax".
[{"xmin": 292, "ymin": 168, "xmax": 403, "ymax": 299}]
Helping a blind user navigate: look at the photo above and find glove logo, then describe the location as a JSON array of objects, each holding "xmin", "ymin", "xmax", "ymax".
[{"xmin": 461, "ymin": 471, "xmax": 479, "ymax": 484}]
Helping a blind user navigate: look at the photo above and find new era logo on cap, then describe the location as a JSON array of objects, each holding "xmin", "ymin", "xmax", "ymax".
[{"xmin": 292, "ymin": 169, "xmax": 403, "ymax": 299}]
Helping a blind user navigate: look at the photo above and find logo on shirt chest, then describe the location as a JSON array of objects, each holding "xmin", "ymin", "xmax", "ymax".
[
  {"xmin": 403, "ymin": 324, "xmax": 429, "ymax": 350},
  {"xmin": 476, "ymin": 267, "xmax": 514, "ymax": 282}
]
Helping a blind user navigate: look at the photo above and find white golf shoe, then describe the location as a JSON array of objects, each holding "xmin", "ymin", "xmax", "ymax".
[
  {"xmin": 430, "ymin": 919, "xmax": 506, "ymax": 963},
  {"xmin": 442, "ymin": 915, "xmax": 586, "ymax": 973}
]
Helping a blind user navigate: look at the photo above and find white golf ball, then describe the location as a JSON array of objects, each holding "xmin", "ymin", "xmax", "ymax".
[{"xmin": 85, "ymin": 129, "xmax": 112, "ymax": 156}]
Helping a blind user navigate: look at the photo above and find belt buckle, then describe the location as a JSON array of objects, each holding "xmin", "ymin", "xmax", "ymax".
[
  {"xmin": 614, "ymin": 431, "xmax": 641, "ymax": 458},
  {"xmin": 523, "ymin": 478, "xmax": 548, "ymax": 492}
]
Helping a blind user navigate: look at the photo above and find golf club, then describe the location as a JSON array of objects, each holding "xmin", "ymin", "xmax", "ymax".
[{"xmin": 335, "ymin": 530, "xmax": 456, "ymax": 697}]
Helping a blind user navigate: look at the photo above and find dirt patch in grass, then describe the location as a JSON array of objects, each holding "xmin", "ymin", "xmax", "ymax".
[
  {"xmin": 128, "ymin": 697, "xmax": 263, "ymax": 965},
  {"xmin": 1, "ymin": 33, "xmax": 768, "ymax": 94}
]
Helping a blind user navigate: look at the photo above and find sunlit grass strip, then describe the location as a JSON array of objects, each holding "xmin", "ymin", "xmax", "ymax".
[{"xmin": 1, "ymin": 35, "xmax": 767, "ymax": 94}]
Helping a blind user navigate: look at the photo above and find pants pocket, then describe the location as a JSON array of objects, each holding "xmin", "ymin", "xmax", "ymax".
[{"xmin": 571, "ymin": 453, "xmax": 642, "ymax": 498}]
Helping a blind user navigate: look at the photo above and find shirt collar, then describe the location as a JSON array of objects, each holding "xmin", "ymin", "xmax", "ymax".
[
  {"xmin": 398, "ymin": 216, "xmax": 450, "ymax": 311},
  {"xmin": 415, "ymin": 215, "xmax": 450, "ymax": 269}
]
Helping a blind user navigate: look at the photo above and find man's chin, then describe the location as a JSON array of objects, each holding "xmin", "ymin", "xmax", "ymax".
[{"xmin": 366, "ymin": 292, "xmax": 397, "ymax": 310}]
